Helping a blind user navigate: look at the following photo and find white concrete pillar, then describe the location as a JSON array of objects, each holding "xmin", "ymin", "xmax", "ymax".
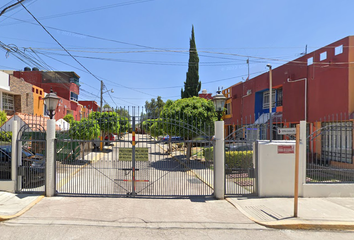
[
  {"xmin": 214, "ymin": 121, "xmax": 225, "ymax": 199},
  {"xmin": 46, "ymin": 119, "xmax": 56, "ymax": 197},
  {"xmin": 11, "ymin": 120, "xmax": 18, "ymax": 191},
  {"xmin": 298, "ymin": 120, "xmax": 307, "ymax": 196}
]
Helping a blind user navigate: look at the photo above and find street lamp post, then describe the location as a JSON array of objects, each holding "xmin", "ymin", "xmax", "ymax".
[
  {"xmin": 212, "ymin": 88, "xmax": 227, "ymax": 121},
  {"xmin": 267, "ymin": 64, "xmax": 273, "ymax": 142},
  {"xmin": 43, "ymin": 88, "xmax": 60, "ymax": 119},
  {"xmin": 211, "ymin": 88, "xmax": 227, "ymax": 200}
]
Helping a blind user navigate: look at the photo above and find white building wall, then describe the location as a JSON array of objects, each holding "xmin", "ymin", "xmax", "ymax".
[
  {"xmin": 0, "ymin": 71, "xmax": 10, "ymax": 91},
  {"xmin": 257, "ymin": 140, "xmax": 298, "ymax": 197}
]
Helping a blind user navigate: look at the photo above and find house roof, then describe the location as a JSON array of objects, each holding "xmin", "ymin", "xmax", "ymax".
[{"xmin": 6, "ymin": 113, "xmax": 62, "ymax": 131}]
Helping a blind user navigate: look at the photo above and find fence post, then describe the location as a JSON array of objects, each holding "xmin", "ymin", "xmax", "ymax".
[
  {"xmin": 46, "ymin": 119, "xmax": 56, "ymax": 197},
  {"xmin": 11, "ymin": 120, "xmax": 18, "ymax": 192},
  {"xmin": 214, "ymin": 120, "xmax": 225, "ymax": 199},
  {"xmin": 299, "ymin": 120, "xmax": 307, "ymax": 196}
]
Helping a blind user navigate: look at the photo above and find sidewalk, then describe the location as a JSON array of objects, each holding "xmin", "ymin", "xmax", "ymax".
[
  {"xmin": 0, "ymin": 192, "xmax": 43, "ymax": 221},
  {"xmin": 2, "ymin": 191, "xmax": 354, "ymax": 230},
  {"xmin": 227, "ymin": 196, "xmax": 354, "ymax": 230}
]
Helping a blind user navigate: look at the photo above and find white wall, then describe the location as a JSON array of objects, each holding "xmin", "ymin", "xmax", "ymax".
[
  {"xmin": 257, "ymin": 140, "xmax": 298, "ymax": 197},
  {"xmin": 0, "ymin": 180, "xmax": 15, "ymax": 192},
  {"xmin": 303, "ymin": 184, "xmax": 354, "ymax": 197},
  {"xmin": 0, "ymin": 71, "xmax": 10, "ymax": 91}
]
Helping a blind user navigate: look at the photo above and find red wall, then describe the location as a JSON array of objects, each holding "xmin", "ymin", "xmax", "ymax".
[
  {"xmin": 13, "ymin": 70, "xmax": 82, "ymax": 121},
  {"xmin": 228, "ymin": 36, "xmax": 351, "ymax": 124},
  {"xmin": 79, "ymin": 101, "xmax": 99, "ymax": 112}
]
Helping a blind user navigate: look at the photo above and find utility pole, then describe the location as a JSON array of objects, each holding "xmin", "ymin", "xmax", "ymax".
[
  {"xmin": 247, "ymin": 58, "xmax": 250, "ymax": 80},
  {"xmin": 100, "ymin": 80, "xmax": 103, "ymax": 113}
]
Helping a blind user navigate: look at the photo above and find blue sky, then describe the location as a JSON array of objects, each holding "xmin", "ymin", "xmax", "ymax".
[{"xmin": 0, "ymin": 0, "xmax": 353, "ymax": 108}]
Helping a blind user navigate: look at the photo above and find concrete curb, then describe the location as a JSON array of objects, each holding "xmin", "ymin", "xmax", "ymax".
[
  {"xmin": 0, "ymin": 195, "xmax": 44, "ymax": 222},
  {"xmin": 225, "ymin": 197, "xmax": 354, "ymax": 231},
  {"xmin": 0, "ymin": 151, "xmax": 105, "ymax": 222}
]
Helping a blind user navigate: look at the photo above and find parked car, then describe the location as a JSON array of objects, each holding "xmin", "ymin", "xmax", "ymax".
[
  {"xmin": 161, "ymin": 135, "xmax": 183, "ymax": 142},
  {"xmin": 93, "ymin": 133, "xmax": 118, "ymax": 150},
  {"xmin": 0, "ymin": 145, "xmax": 45, "ymax": 187}
]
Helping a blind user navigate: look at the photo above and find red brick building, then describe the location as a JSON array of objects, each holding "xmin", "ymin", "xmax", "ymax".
[
  {"xmin": 223, "ymin": 36, "xmax": 354, "ymax": 135},
  {"xmin": 13, "ymin": 69, "xmax": 82, "ymax": 120}
]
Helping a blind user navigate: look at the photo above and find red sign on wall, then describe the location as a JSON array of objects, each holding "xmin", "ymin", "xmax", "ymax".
[{"xmin": 277, "ymin": 145, "xmax": 295, "ymax": 154}]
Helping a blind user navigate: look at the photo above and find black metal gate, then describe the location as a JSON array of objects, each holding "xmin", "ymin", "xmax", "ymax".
[
  {"xmin": 56, "ymin": 111, "xmax": 214, "ymax": 197},
  {"xmin": 16, "ymin": 115, "xmax": 46, "ymax": 194},
  {"xmin": 224, "ymin": 124, "xmax": 263, "ymax": 196}
]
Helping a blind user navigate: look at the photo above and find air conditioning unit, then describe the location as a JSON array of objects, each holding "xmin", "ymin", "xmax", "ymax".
[{"xmin": 246, "ymin": 89, "xmax": 252, "ymax": 95}]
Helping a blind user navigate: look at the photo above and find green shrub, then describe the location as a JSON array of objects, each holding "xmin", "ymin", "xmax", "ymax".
[
  {"xmin": 203, "ymin": 147, "xmax": 214, "ymax": 161},
  {"xmin": 0, "ymin": 131, "xmax": 12, "ymax": 142},
  {"xmin": 203, "ymin": 147, "xmax": 253, "ymax": 169}
]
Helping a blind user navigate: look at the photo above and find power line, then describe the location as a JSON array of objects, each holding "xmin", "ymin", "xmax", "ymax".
[
  {"xmin": 1, "ymin": 0, "xmax": 154, "ymax": 26},
  {"xmin": 0, "ymin": 0, "xmax": 25, "ymax": 17},
  {"xmin": 20, "ymin": 3, "xmax": 102, "ymax": 83}
]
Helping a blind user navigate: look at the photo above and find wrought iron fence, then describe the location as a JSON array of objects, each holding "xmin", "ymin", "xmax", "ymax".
[
  {"xmin": 306, "ymin": 114, "xmax": 354, "ymax": 183},
  {"xmin": 55, "ymin": 107, "xmax": 215, "ymax": 197}
]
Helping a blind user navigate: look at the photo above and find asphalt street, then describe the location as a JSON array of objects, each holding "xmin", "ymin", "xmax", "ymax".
[{"xmin": 1, "ymin": 195, "xmax": 354, "ymax": 240}]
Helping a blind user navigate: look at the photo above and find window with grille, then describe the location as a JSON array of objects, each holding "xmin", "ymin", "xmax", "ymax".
[
  {"xmin": 2, "ymin": 93, "xmax": 14, "ymax": 110},
  {"xmin": 262, "ymin": 90, "xmax": 276, "ymax": 109},
  {"xmin": 276, "ymin": 88, "xmax": 283, "ymax": 106},
  {"xmin": 225, "ymin": 103, "xmax": 231, "ymax": 115}
]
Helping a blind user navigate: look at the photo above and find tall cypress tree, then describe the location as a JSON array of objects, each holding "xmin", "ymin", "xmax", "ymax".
[{"xmin": 181, "ymin": 25, "xmax": 201, "ymax": 98}]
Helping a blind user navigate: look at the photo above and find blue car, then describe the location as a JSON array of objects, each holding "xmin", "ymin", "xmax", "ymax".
[{"xmin": 161, "ymin": 135, "xmax": 183, "ymax": 142}]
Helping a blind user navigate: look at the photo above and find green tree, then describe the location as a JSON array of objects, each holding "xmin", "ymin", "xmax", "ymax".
[
  {"xmin": 142, "ymin": 118, "xmax": 165, "ymax": 137},
  {"xmin": 181, "ymin": 25, "xmax": 201, "ymax": 98},
  {"xmin": 89, "ymin": 111, "xmax": 120, "ymax": 137},
  {"xmin": 69, "ymin": 119, "xmax": 100, "ymax": 158},
  {"xmin": 0, "ymin": 110, "xmax": 7, "ymax": 125},
  {"xmin": 63, "ymin": 114, "xmax": 74, "ymax": 123},
  {"xmin": 103, "ymin": 103, "xmax": 110, "ymax": 108},
  {"xmin": 160, "ymin": 97, "xmax": 216, "ymax": 159},
  {"xmin": 144, "ymin": 96, "xmax": 165, "ymax": 117},
  {"xmin": 69, "ymin": 119, "xmax": 100, "ymax": 140}
]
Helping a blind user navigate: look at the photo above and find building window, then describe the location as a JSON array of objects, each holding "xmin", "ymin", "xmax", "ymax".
[
  {"xmin": 32, "ymin": 87, "xmax": 34, "ymax": 92},
  {"xmin": 307, "ymin": 57, "xmax": 313, "ymax": 65},
  {"xmin": 320, "ymin": 51, "xmax": 327, "ymax": 61},
  {"xmin": 70, "ymin": 92, "xmax": 78, "ymax": 102},
  {"xmin": 262, "ymin": 90, "xmax": 276, "ymax": 109},
  {"xmin": 335, "ymin": 45, "xmax": 343, "ymax": 55},
  {"xmin": 276, "ymin": 88, "xmax": 283, "ymax": 106},
  {"xmin": 225, "ymin": 103, "xmax": 231, "ymax": 115},
  {"xmin": 36, "ymin": 89, "xmax": 38, "ymax": 94},
  {"xmin": 3, "ymin": 93, "xmax": 14, "ymax": 110}
]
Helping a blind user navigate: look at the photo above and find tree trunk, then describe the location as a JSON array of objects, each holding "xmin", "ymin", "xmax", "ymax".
[
  {"xmin": 186, "ymin": 142, "xmax": 192, "ymax": 162},
  {"xmin": 80, "ymin": 142, "xmax": 85, "ymax": 160},
  {"xmin": 168, "ymin": 138, "xmax": 172, "ymax": 154}
]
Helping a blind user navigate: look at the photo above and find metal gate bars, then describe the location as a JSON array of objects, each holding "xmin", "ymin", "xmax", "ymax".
[{"xmin": 55, "ymin": 114, "xmax": 215, "ymax": 197}]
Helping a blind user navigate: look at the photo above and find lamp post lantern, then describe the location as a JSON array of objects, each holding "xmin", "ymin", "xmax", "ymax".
[
  {"xmin": 212, "ymin": 88, "xmax": 227, "ymax": 121},
  {"xmin": 43, "ymin": 88, "xmax": 60, "ymax": 119}
]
